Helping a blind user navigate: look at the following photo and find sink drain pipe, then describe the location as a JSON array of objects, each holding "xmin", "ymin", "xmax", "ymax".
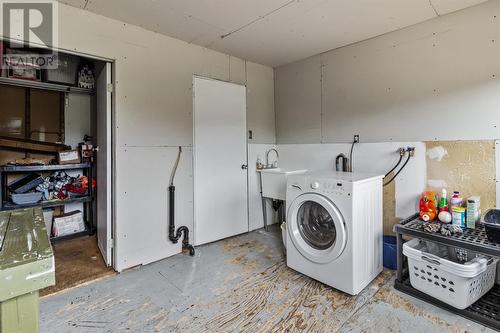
[{"xmin": 168, "ymin": 147, "xmax": 195, "ymax": 256}]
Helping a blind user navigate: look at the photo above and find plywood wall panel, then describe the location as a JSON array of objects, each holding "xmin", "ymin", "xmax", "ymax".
[
  {"xmin": 0, "ymin": 86, "xmax": 25, "ymax": 139},
  {"xmin": 383, "ymin": 174, "xmax": 398, "ymax": 236},
  {"xmin": 0, "ymin": 151, "xmax": 25, "ymax": 167},
  {"xmin": 30, "ymin": 90, "xmax": 62, "ymax": 142},
  {"xmin": 426, "ymin": 140, "xmax": 496, "ymax": 212}
]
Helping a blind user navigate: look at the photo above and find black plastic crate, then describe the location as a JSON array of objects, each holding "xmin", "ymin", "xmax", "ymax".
[
  {"xmin": 8, "ymin": 173, "xmax": 43, "ymax": 194},
  {"xmin": 44, "ymin": 53, "xmax": 80, "ymax": 85}
]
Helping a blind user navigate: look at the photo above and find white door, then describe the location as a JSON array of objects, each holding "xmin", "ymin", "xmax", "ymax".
[
  {"xmin": 287, "ymin": 193, "xmax": 347, "ymax": 264},
  {"xmin": 193, "ymin": 77, "xmax": 248, "ymax": 245},
  {"xmin": 96, "ymin": 62, "xmax": 112, "ymax": 266}
]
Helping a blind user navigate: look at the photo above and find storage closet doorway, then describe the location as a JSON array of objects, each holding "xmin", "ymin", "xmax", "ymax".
[{"xmin": 0, "ymin": 46, "xmax": 115, "ymax": 294}]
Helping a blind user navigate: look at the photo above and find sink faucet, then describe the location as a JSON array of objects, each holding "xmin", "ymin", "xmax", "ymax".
[{"xmin": 266, "ymin": 148, "xmax": 279, "ymax": 168}]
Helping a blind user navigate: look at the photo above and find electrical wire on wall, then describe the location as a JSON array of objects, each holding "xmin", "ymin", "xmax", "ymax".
[
  {"xmin": 384, "ymin": 147, "xmax": 414, "ymax": 187},
  {"xmin": 349, "ymin": 142, "xmax": 355, "ymax": 172},
  {"xmin": 349, "ymin": 135, "xmax": 359, "ymax": 172}
]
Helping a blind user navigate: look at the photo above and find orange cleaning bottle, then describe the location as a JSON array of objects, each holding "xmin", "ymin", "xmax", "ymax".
[{"xmin": 419, "ymin": 191, "xmax": 438, "ymax": 222}]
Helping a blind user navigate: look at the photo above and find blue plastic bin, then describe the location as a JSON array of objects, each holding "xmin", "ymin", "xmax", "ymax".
[{"xmin": 383, "ymin": 235, "xmax": 397, "ymax": 270}]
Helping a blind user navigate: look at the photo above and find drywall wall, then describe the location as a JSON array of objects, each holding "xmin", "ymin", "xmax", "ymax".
[
  {"xmin": 248, "ymin": 144, "xmax": 278, "ymax": 231},
  {"xmin": 426, "ymin": 140, "xmax": 496, "ymax": 211},
  {"xmin": 247, "ymin": 63, "xmax": 275, "ymax": 144},
  {"xmin": 273, "ymin": 140, "xmax": 495, "ymax": 234},
  {"xmin": 277, "ymin": 142, "xmax": 426, "ymax": 220},
  {"xmin": 13, "ymin": 3, "xmax": 276, "ymax": 271},
  {"xmin": 275, "ymin": 0, "xmax": 500, "ymax": 144},
  {"xmin": 275, "ymin": 55, "xmax": 322, "ymax": 144},
  {"xmin": 117, "ymin": 146, "xmax": 193, "ymax": 269},
  {"xmin": 247, "ymin": 142, "xmax": 422, "ymax": 234},
  {"xmin": 58, "ymin": 0, "xmax": 488, "ymax": 67}
]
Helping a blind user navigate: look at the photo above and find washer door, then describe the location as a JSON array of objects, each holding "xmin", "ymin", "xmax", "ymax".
[{"xmin": 288, "ymin": 193, "xmax": 347, "ymax": 264}]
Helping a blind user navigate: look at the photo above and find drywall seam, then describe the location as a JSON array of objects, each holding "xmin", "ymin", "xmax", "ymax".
[
  {"xmin": 320, "ymin": 54, "xmax": 324, "ymax": 144},
  {"xmin": 220, "ymin": 0, "xmax": 296, "ymax": 39},
  {"xmin": 496, "ymin": 140, "xmax": 500, "ymax": 208},
  {"xmin": 429, "ymin": 0, "xmax": 440, "ymax": 16},
  {"xmin": 121, "ymin": 145, "xmax": 192, "ymax": 148},
  {"xmin": 273, "ymin": 65, "xmax": 278, "ymax": 145}
]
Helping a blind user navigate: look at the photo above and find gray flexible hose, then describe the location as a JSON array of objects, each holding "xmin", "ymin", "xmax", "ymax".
[{"xmin": 169, "ymin": 146, "xmax": 182, "ymax": 186}]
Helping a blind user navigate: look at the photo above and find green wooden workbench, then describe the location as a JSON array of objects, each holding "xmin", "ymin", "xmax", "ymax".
[{"xmin": 0, "ymin": 208, "xmax": 55, "ymax": 333}]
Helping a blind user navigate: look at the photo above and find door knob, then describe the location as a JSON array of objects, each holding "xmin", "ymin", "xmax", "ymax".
[
  {"xmin": 93, "ymin": 146, "xmax": 100, "ymax": 153},
  {"xmin": 241, "ymin": 164, "xmax": 248, "ymax": 170}
]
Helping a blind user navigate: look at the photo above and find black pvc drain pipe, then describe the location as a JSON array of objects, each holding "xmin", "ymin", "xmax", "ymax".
[{"xmin": 168, "ymin": 147, "xmax": 195, "ymax": 256}]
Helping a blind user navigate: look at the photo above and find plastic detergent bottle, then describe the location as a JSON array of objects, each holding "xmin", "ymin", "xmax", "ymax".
[
  {"xmin": 450, "ymin": 191, "xmax": 463, "ymax": 208},
  {"xmin": 438, "ymin": 189, "xmax": 449, "ymax": 213}
]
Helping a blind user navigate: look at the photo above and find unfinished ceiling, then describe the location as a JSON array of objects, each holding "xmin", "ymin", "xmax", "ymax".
[{"xmin": 58, "ymin": 0, "xmax": 488, "ymax": 67}]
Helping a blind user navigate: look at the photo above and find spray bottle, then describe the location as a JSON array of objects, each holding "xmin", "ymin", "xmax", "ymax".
[{"xmin": 438, "ymin": 188, "xmax": 449, "ymax": 213}]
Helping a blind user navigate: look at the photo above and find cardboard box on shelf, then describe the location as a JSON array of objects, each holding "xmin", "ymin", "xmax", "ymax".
[
  {"xmin": 52, "ymin": 210, "xmax": 85, "ymax": 237},
  {"xmin": 57, "ymin": 150, "xmax": 81, "ymax": 165}
]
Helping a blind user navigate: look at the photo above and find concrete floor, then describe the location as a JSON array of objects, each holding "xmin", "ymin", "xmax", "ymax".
[{"xmin": 41, "ymin": 226, "xmax": 495, "ymax": 332}]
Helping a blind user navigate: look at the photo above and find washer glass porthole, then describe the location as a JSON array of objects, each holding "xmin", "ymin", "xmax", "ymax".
[{"xmin": 296, "ymin": 201, "xmax": 336, "ymax": 250}]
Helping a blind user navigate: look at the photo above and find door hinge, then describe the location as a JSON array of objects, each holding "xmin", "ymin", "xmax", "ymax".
[
  {"xmin": 108, "ymin": 239, "xmax": 114, "ymax": 248},
  {"xmin": 107, "ymin": 83, "xmax": 114, "ymax": 93}
]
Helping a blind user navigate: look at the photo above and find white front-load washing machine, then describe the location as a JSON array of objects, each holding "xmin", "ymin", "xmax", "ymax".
[{"xmin": 286, "ymin": 171, "xmax": 383, "ymax": 295}]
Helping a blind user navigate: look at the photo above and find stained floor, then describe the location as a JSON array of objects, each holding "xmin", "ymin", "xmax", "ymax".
[
  {"xmin": 40, "ymin": 226, "xmax": 495, "ymax": 332},
  {"xmin": 40, "ymin": 235, "xmax": 115, "ymax": 297}
]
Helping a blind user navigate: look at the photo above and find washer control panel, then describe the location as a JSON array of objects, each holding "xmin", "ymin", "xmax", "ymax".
[
  {"xmin": 310, "ymin": 182, "xmax": 320, "ymax": 189},
  {"xmin": 310, "ymin": 180, "xmax": 349, "ymax": 197}
]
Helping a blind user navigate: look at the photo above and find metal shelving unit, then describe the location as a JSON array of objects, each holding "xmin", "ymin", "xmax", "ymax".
[
  {"xmin": 0, "ymin": 77, "xmax": 95, "ymax": 95},
  {"xmin": 0, "ymin": 163, "xmax": 95, "ymax": 243},
  {"xmin": 0, "ymin": 163, "xmax": 91, "ymax": 172},
  {"xmin": 394, "ymin": 214, "xmax": 500, "ymax": 331},
  {"xmin": 2, "ymin": 195, "xmax": 92, "ymax": 210}
]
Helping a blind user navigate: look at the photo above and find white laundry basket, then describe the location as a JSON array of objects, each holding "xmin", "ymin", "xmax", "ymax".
[{"xmin": 403, "ymin": 238, "xmax": 497, "ymax": 310}]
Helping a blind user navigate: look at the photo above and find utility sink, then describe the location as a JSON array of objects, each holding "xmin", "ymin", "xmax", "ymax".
[{"xmin": 259, "ymin": 168, "xmax": 307, "ymax": 201}]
